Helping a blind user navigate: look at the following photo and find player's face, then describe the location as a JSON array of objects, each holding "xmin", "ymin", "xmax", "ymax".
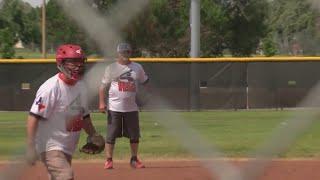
[
  {"xmin": 63, "ymin": 59, "xmax": 85, "ymax": 80},
  {"xmin": 118, "ymin": 50, "xmax": 132, "ymax": 62}
]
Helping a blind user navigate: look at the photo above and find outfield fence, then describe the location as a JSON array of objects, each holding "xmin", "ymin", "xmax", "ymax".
[{"xmin": 0, "ymin": 57, "xmax": 320, "ymax": 111}]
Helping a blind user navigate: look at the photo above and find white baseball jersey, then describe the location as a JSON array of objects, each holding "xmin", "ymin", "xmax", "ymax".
[
  {"xmin": 101, "ymin": 61, "xmax": 148, "ymax": 112},
  {"xmin": 30, "ymin": 73, "xmax": 90, "ymax": 155}
]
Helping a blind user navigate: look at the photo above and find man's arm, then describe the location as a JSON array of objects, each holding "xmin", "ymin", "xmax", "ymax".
[
  {"xmin": 98, "ymin": 83, "xmax": 110, "ymax": 113},
  {"xmin": 82, "ymin": 115, "xmax": 97, "ymax": 136},
  {"xmin": 26, "ymin": 114, "xmax": 40, "ymax": 165}
]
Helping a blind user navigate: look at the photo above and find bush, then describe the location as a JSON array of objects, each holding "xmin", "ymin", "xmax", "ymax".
[
  {"xmin": 262, "ymin": 36, "xmax": 277, "ymax": 57},
  {"xmin": 0, "ymin": 28, "xmax": 16, "ymax": 58},
  {"xmin": 0, "ymin": 45, "xmax": 15, "ymax": 58}
]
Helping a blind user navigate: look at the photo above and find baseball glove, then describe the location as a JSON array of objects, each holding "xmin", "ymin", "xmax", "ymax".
[{"xmin": 80, "ymin": 134, "xmax": 105, "ymax": 154}]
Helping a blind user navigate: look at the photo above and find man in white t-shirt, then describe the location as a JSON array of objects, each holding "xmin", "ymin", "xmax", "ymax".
[
  {"xmin": 99, "ymin": 43, "xmax": 149, "ymax": 169},
  {"xmin": 26, "ymin": 44, "xmax": 102, "ymax": 179}
]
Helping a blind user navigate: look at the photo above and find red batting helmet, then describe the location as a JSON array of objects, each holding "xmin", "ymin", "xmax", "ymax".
[
  {"xmin": 56, "ymin": 44, "xmax": 86, "ymax": 64},
  {"xmin": 56, "ymin": 44, "xmax": 87, "ymax": 81}
]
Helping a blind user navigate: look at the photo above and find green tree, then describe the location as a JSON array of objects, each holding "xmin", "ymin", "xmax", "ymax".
[
  {"xmin": 0, "ymin": 0, "xmax": 21, "ymax": 58},
  {"xmin": 201, "ymin": 0, "xmax": 230, "ymax": 57},
  {"xmin": 124, "ymin": 0, "xmax": 189, "ymax": 57},
  {"xmin": 87, "ymin": 0, "xmax": 118, "ymax": 13},
  {"xmin": 42, "ymin": 0, "xmax": 272, "ymax": 57},
  {"xmin": 269, "ymin": 0, "xmax": 319, "ymax": 55},
  {"xmin": 124, "ymin": 0, "xmax": 269, "ymax": 57},
  {"xmin": 262, "ymin": 34, "xmax": 277, "ymax": 57},
  {"xmin": 19, "ymin": 7, "xmax": 41, "ymax": 51},
  {"xmin": 0, "ymin": 0, "xmax": 41, "ymax": 56},
  {"xmin": 223, "ymin": 0, "xmax": 269, "ymax": 56},
  {"xmin": 0, "ymin": 27, "xmax": 16, "ymax": 58},
  {"xmin": 46, "ymin": 0, "xmax": 93, "ymax": 53}
]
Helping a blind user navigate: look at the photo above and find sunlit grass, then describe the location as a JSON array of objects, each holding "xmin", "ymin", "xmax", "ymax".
[{"xmin": 1, "ymin": 110, "xmax": 320, "ymax": 160}]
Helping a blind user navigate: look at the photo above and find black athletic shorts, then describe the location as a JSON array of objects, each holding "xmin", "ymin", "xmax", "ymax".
[{"xmin": 106, "ymin": 110, "xmax": 140, "ymax": 143}]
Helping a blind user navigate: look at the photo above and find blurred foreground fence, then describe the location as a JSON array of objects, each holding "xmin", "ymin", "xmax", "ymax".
[{"xmin": 0, "ymin": 57, "xmax": 320, "ymax": 111}]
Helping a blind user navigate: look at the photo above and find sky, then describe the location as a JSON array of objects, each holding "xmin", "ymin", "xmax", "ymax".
[{"xmin": 22, "ymin": 0, "xmax": 45, "ymax": 7}]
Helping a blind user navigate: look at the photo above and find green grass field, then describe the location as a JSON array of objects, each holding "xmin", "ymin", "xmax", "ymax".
[{"xmin": 1, "ymin": 110, "xmax": 320, "ymax": 161}]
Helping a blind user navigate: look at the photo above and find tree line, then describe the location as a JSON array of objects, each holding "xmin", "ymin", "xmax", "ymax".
[{"xmin": 0, "ymin": 0, "xmax": 319, "ymax": 58}]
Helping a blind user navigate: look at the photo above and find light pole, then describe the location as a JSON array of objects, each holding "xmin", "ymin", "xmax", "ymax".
[
  {"xmin": 42, "ymin": 0, "xmax": 46, "ymax": 58},
  {"xmin": 190, "ymin": 0, "xmax": 200, "ymax": 58},
  {"xmin": 189, "ymin": 0, "xmax": 200, "ymax": 111}
]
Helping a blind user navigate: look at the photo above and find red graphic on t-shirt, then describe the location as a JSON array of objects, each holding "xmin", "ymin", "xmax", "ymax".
[
  {"xmin": 118, "ymin": 81, "xmax": 136, "ymax": 92},
  {"xmin": 66, "ymin": 115, "xmax": 83, "ymax": 132},
  {"xmin": 35, "ymin": 97, "xmax": 46, "ymax": 111},
  {"xmin": 38, "ymin": 104, "xmax": 46, "ymax": 111}
]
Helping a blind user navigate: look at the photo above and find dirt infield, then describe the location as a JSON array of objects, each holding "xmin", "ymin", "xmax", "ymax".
[{"xmin": 1, "ymin": 159, "xmax": 320, "ymax": 180}]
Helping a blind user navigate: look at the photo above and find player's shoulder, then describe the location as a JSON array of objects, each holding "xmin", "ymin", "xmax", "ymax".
[
  {"xmin": 37, "ymin": 74, "xmax": 60, "ymax": 94},
  {"xmin": 130, "ymin": 61, "xmax": 143, "ymax": 69}
]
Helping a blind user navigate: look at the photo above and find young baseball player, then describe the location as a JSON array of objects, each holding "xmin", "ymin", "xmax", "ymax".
[
  {"xmin": 99, "ymin": 42, "xmax": 149, "ymax": 169},
  {"xmin": 26, "ymin": 44, "xmax": 104, "ymax": 179}
]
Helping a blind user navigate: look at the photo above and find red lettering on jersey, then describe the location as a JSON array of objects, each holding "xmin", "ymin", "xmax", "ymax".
[
  {"xmin": 66, "ymin": 116, "xmax": 83, "ymax": 132},
  {"xmin": 118, "ymin": 81, "xmax": 136, "ymax": 92}
]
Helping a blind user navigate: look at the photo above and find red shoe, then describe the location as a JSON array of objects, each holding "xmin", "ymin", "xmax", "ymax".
[
  {"xmin": 130, "ymin": 159, "xmax": 145, "ymax": 169},
  {"xmin": 104, "ymin": 160, "xmax": 113, "ymax": 169}
]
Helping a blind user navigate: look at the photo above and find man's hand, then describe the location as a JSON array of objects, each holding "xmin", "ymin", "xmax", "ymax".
[
  {"xmin": 99, "ymin": 102, "xmax": 107, "ymax": 113},
  {"xmin": 98, "ymin": 84, "xmax": 109, "ymax": 113},
  {"xmin": 26, "ymin": 146, "xmax": 38, "ymax": 166}
]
